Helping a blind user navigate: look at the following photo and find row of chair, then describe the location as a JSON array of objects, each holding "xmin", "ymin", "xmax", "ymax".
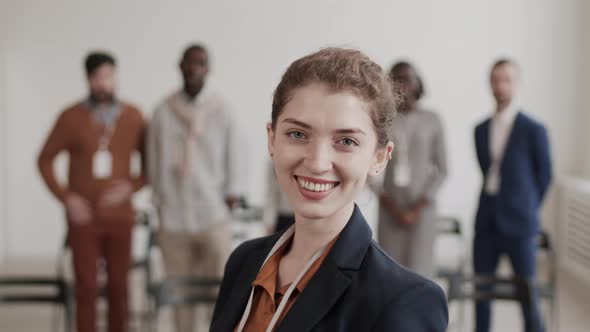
[{"xmin": 0, "ymin": 212, "xmax": 557, "ymax": 332}]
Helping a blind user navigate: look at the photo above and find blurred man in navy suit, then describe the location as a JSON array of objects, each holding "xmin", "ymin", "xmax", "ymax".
[{"xmin": 473, "ymin": 59, "xmax": 552, "ymax": 332}]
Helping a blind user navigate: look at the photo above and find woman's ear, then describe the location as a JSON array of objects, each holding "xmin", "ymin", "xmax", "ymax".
[
  {"xmin": 369, "ymin": 141, "xmax": 394, "ymax": 176},
  {"xmin": 267, "ymin": 123, "xmax": 276, "ymax": 159}
]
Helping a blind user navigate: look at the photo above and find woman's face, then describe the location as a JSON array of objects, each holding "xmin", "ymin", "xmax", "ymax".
[{"xmin": 268, "ymin": 82, "xmax": 391, "ymax": 220}]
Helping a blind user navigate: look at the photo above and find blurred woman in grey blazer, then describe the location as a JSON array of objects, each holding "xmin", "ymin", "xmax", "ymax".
[{"xmin": 377, "ymin": 61, "xmax": 448, "ymax": 278}]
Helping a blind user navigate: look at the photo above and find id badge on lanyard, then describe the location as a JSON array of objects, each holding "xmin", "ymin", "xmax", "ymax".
[
  {"xmin": 394, "ymin": 159, "xmax": 411, "ymax": 187},
  {"xmin": 93, "ymin": 126, "xmax": 114, "ymax": 179},
  {"xmin": 93, "ymin": 148, "xmax": 112, "ymax": 179}
]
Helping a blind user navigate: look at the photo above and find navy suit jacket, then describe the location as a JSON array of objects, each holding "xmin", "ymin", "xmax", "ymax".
[
  {"xmin": 210, "ymin": 205, "xmax": 448, "ymax": 332},
  {"xmin": 474, "ymin": 112, "xmax": 552, "ymax": 238}
]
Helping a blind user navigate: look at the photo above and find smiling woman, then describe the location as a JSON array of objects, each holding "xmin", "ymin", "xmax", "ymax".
[{"xmin": 210, "ymin": 48, "xmax": 448, "ymax": 332}]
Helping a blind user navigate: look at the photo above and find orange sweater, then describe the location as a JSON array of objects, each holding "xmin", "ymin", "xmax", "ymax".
[{"xmin": 37, "ymin": 101, "xmax": 146, "ymax": 221}]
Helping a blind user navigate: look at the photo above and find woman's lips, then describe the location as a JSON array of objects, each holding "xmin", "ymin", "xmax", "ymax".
[{"xmin": 295, "ymin": 175, "xmax": 339, "ymax": 201}]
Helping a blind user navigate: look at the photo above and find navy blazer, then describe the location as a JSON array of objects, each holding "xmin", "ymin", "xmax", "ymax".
[
  {"xmin": 210, "ymin": 205, "xmax": 448, "ymax": 332},
  {"xmin": 474, "ymin": 112, "xmax": 552, "ymax": 238}
]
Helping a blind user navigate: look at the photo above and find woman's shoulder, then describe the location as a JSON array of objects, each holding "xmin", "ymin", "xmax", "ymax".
[
  {"xmin": 361, "ymin": 240, "xmax": 445, "ymax": 301},
  {"xmin": 357, "ymin": 242, "xmax": 448, "ymax": 329}
]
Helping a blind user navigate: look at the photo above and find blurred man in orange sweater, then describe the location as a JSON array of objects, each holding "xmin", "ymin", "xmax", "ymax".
[{"xmin": 37, "ymin": 51, "xmax": 146, "ymax": 332}]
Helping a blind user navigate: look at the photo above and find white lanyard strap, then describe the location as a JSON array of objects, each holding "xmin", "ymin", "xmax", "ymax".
[
  {"xmin": 236, "ymin": 226, "xmax": 328, "ymax": 332},
  {"xmin": 265, "ymin": 247, "xmax": 326, "ymax": 332},
  {"xmin": 95, "ymin": 105, "xmax": 120, "ymax": 150},
  {"xmin": 98, "ymin": 122, "xmax": 117, "ymax": 150}
]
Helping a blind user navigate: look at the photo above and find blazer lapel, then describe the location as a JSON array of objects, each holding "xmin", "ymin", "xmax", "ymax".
[
  {"xmin": 480, "ymin": 119, "xmax": 491, "ymax": 172},
  {"xmin": 277, "ymin": 262, "xmax": 351, "ymax": 332},
  {"xmin": 276, "ymin": 205, "xmax": 373, "ymax": 332}
]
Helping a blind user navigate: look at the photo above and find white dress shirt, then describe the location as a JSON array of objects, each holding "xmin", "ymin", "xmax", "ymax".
[{"xmin": 485, "ymin": 103, "xmax": 519, "ymax": 195}]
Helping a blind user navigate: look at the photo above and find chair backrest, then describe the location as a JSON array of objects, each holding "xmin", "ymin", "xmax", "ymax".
[
  {"xmin": 447, "ymin": 275, "xmax": 532, "ymax": 301},
  {"xmin": 131, "ymin": 210, "xmax": 153, "ymax": 270},
  {"xmin": 150, "ymin": 276, "xmax": 222, "ymax": 309},
  {"xmin": 446, "ymin": 275, "xmax": 537, "ymax": 331},
  {"xmin": 0, "ymin": 277, "xmax": 70, "ymax": 304},
  {"xmin": 436, "ymin": 216, "xmax": 467, "ymax": 278},
  {"xmin": 437, "ymin": 217, "xmax": 463, "ymax": 236},
  {"xmin": 536, "ymin": 230, "xmax": 557, "ymax": 298}
]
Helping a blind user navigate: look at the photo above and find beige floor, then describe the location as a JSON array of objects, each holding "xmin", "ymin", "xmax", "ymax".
[{"xmin": 0, "ymin": 259, "xmax": 588, "ymax": 332}]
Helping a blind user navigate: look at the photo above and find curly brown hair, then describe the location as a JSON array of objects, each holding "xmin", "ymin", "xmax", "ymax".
[{"xmin": 271, "ymin": 47, "xmax": 398, "ymax": 147}]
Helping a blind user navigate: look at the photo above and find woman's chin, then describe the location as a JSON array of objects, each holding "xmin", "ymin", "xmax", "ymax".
[{"xmin": 293, "ymin": 203, "xmax": 334, "ymax": 221}]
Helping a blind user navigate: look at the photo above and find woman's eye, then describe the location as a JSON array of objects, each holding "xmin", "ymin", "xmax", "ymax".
[
  {"xmin": 339, "ymin": 138, "xmax": 358, "ymax": 146},
  {"xmin": 288, "ymin": 131, "xmax": 306, "ymax": 139}
]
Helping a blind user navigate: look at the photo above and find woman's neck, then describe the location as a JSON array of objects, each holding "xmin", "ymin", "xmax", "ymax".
[{"xmin": 288, "ymin": 202, "xmax": 354, "ymax": 261}]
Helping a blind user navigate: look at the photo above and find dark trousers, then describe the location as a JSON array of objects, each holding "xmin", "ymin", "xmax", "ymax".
[
  {"xmin": 68, "ymin": 218, "xmax": 133, "ymax": 332},
  {"xmin": 473, "ymin": 227, "xmax": 544, "ymax": 332}
]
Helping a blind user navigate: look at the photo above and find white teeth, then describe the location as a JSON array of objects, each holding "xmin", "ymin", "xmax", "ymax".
[{"xmin": 297, "ymin": 177, "xmax": 336, "ymax": 192}]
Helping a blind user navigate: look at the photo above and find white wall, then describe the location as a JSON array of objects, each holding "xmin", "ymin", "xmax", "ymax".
[
  {"xmin": 578, "ymin": 0, "xmax": 590, "ymax": 178},
  {"xmin": 0, "ymin": 51, "xmax": 6, "ymax": 262},
  {"xmin": 0, "ymin": 0, "xmax": 584, "ymax": 259}
]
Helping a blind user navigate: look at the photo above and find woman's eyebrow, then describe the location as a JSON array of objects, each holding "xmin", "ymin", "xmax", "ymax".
[
  {"xmin": 334, "ymin": 128, "xmax": 366, "ymax": 136},
  {"xmin": 282, "ymin": 118, "xmax": 311, "ymax": 129},
  {"xmin": 282, "ymin": 118, "xmax": 366, "ymax": 135}
]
